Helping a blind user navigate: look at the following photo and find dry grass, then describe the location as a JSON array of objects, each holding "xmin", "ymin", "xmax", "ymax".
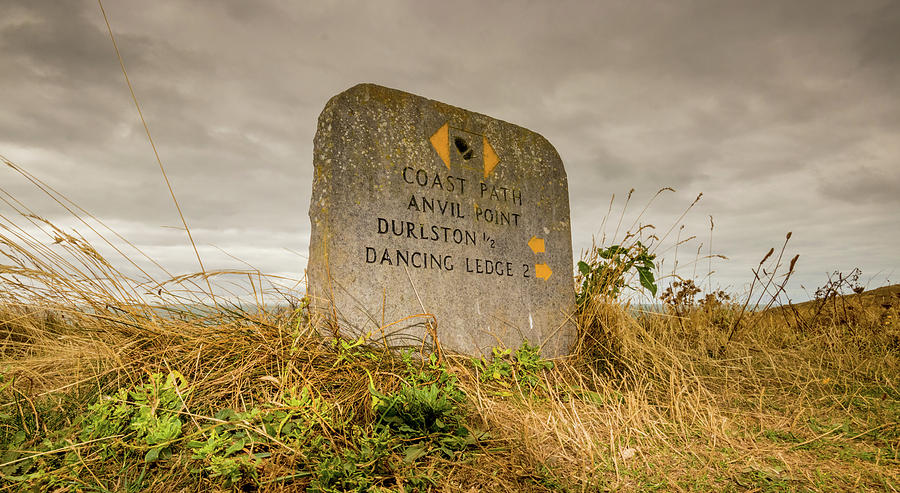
[
  {"xmin": 1, "ymin": 173, "xmax": 898, "ymax": 491},
  {"xmin": 3, "ymin": 283, "xmax": 896, "ymax": 492}
]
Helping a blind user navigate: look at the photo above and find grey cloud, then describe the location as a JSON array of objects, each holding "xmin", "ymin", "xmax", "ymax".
[
  {"xmin": 818, "ymin": 165, "xmax": 900, "ymax": 205},
  {"xmin": 1, "ymin": 0, "xmax": 898, "ymax": 301},
  {"xmin": 1, "ymin": 1, "xmax": 118, "ymax": 85},
  {"xmin": 855, "ymin": 1, "xmax": 900, "ymax": 85},
  {"xmin": 0, "ymin": 0, "xmax": 213, "ymax": 152}
]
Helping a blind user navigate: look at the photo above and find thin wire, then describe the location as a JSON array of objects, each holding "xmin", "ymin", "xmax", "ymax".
[{"xmin": 97, "ymin": 0, "xmax": 215, "ymax": 302}]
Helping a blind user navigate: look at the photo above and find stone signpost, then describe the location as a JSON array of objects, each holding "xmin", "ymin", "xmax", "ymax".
[{"xmin": 308, "ymin": 84, "xmax": 575, "ymax": 356}]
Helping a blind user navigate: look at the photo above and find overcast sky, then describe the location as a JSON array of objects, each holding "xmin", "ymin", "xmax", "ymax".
[{"xmin": 1, "ymin": 0, "xmax": 897, "ymax": 302}]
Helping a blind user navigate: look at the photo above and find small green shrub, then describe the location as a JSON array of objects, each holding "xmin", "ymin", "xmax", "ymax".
[
  {"xmin": 472, "ymin": 341, "xmax": 553, "ymax": 392},
  {"xmin": 80, "ymin": 387, "xmax": 133, "ymax": 446},
  {"xmin": 81, "ymin": 371, "xmax": 190, "ymax": 462},
  {"xmin": 513, "ymin": 341, "xmax": 553, "ymax": 388},
  {"xmin": 472, "ymin": 347, "xmax": 512, "ymax": 385},
  {"xmin": 188, "ymin": 426, "xmax": 259, "ymax": 485},
  {"xmin": 369, "ymin": 352, "xmax": 475, "ymax": 463},
  {"xmin": 577, "ymin": 242, "xmax": 658, "ymax": 306},
  {"xmin": 308, "ymin": 427, "xmax": 394, "ymax": 492},
  {"xmin": 188, "ymin": 386, "xmax": 329, "ymax": 486},
  {"xmin": 332, "ymin": 333, "xmax": 381, "ymax": 365}
]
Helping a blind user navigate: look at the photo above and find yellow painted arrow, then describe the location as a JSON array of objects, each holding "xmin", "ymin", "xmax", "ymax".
[
  {"xmin": 535, "ymin": 263, "xmax": 552, "ymax": 280},
  {"xmin": 429, "ymin": 122, "xmax": 450, "ymax": 169},
  {"xmin": 483, "ymin": 136, "xmax": 499, "ymax": 177},
  {"xmin": 527, "ymin": 236, "xmax": 545, "ymax": 254}
]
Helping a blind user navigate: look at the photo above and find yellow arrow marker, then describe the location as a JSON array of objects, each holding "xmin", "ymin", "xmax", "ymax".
[
  {"xmin": 429, "ymin": 122, "xmax": 450, "ymax": 169},
  {"xmin": 483, "ymin": 136, "xmax": 499, "ymax": 177},
  {"xmin": 527, "ymin": 236, "xmax": 545, "ymax": 254},
  {"xmin": 535, "ymin": 263, "xmax": 552, "ymax": 280}
]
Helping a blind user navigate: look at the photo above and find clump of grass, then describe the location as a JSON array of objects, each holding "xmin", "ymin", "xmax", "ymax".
[{"xmin": 1, "ymin": 172, "xmax": 898, "ymax": 491}]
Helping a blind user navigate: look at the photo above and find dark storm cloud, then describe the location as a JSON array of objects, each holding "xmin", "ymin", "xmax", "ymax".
[{"xmin": 0, "ymin": 0, "xmax": 897, "ymax": 299}]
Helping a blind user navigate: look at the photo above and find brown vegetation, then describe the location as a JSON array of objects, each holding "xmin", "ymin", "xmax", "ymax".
[{"xmin": 1, "ymin": 168, "xmax": 897, "ymax": 491}]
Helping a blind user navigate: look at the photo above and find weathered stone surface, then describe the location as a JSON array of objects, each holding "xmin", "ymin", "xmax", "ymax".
[{"xmin": 308, "ymin": 84, "xmax": 575, "ymax": 357}]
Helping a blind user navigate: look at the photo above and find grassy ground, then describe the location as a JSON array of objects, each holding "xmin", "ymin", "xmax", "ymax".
[
  {"xmin": 0, "ymin": 181, "xmax": 897, "ymax": 491},
  {"xmin": 1, "ymin": 278, "xmax": 897, "ymax": 491}
]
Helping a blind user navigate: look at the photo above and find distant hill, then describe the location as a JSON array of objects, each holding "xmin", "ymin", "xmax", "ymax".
[
  {"xmin": 765, "ymin": 284, "xmax": 899, "ymax": 330},
  {"xmin": 786, "ymin": 283, "xmax": 899, "ymax": 311}
]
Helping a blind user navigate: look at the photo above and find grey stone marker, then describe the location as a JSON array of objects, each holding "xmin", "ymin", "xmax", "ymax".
[{"xmin": 308, "ymin": 83, "xmax": 575, "ymax": 357}]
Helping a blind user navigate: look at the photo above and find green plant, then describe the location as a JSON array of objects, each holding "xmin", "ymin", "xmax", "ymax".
[
  {"xmin": 400, "ymin": 350, "xmax": 464, "ymax": 398},
  {"xmin": 308, "ymin": 427, "xmax": 394, "ymax": 492},
  {"xmin": 129, "ymin": 372, "xmax": 189, "ymax": 462},
  {"xmin": 333, "ymin": 333, "xmax": 380, "ymax": 365},
  {"xmin": 188, "ymin": 426, "xmax": 259, "ymax": 485},
  {"xmin": 374, "ymin": 383, "xmax": 472, "ymax": 461},
  {"xmin": 472, "ymin": 347, "xmax": 512, "ymax": 388},
  {"xmin": 577, "ymin": 241, "xmax": 657, "ymax": 305},
  {"xmin": 188, "ymin": 386, "xmax": 328, "ymax": 486},
  {"xmin": 471, "ymin": 341, "xmax": 553, "ymax": 392},
  {"xmin": 309, "ymin": 452, "xmax": 375, "ymax": 492},
  {"xmin": 261, "ymin": 385, "xmax": 332, "ymax": 446},
  {"xmin": 81, "ymin": 371, "xmax": 190, "ymax": 462},
  {"xmin": 0, "ymin": 404, "xmax": 76, "ymax": 484},
  {"xmin": 513, "ymin": 341, "xmax": 553, "ymax": 388},
  {"xmin": 369, "ymin": 352, "xmax": 476, "ymax": 463},
  {"xmin": 80, "ymin": 387, "xmax": 134, "ymax": 447}
]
